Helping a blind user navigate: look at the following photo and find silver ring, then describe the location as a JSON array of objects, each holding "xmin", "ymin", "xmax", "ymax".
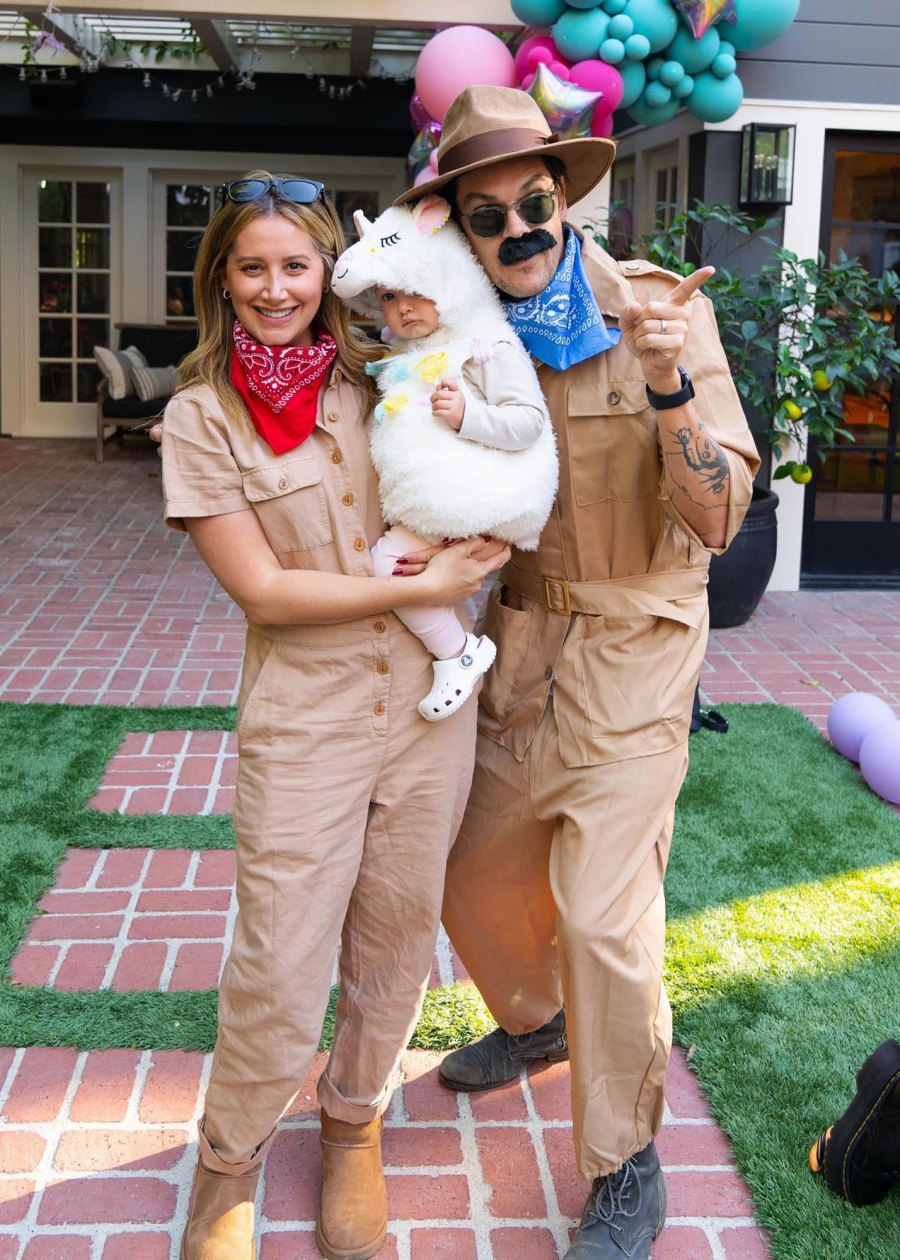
[{"xmin": 660, "ymin": 318, "xmax": 668, "ymax": 335}]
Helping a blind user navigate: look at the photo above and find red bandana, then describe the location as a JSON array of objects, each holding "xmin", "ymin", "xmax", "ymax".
[{"xmin": 230, "ymin": 319, "xmax": 338, "ymax": 455}]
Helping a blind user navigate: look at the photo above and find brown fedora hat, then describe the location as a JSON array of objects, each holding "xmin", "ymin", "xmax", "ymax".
[{"xmin": 395, "ymin": 84, "xmax": 616, "ymax": 207}]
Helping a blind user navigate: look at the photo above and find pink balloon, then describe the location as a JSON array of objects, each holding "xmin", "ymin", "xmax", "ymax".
[
  {"xmin": 416, "ymin": 26, "xmax": 516, "ymax": 122},
  {"xmin": 569, "ymin": 58, "xmax": 625, "ymax": 113},
  {"xmin": 414, "ymin": 167, "xmax": 436, "ymax": 187},
  {"xmin": 527, "ymin": 47, "xmax": 554, "ymax": 69},
  {"xmin": 590, "ymin": 107, "xmax": 615, "ymax": 139},
  {"xmin": 549, "ymin": 61, "xmax": 572, "ymax": 80},
  {"xmin": 409, "ymin": 91, "xmax": 435, "ymax": 135},
  {"xmin": 521, "ymin": 72, "xmax": 536, "ymax": 89},
  {"xmin": 514, "ymin": 35, "xmax": 566, "ymax": 81}
]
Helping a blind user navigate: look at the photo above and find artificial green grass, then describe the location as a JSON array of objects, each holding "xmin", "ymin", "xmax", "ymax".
[{"xmin": 1, "ymin": 699, "xmax": 899, "ymax": 1256}]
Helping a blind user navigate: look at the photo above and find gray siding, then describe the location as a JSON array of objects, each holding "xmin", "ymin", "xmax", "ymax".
[{"xmin": 737, "ymin": 0, "xmax": 899, "ymax": 106}]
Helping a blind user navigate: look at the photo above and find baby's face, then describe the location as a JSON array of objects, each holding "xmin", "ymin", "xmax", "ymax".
[{"xmin": 375, "ymin": 287, "xmax": 439, "ymax": 340}]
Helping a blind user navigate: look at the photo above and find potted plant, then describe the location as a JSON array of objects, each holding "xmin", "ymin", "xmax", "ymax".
[{"xmin": 589, "ymin": 202, "xmax": 900, "ymax": 624}]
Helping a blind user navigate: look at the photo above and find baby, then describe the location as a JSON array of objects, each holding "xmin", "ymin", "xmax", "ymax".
[{"xmin": 331, "ymin": 195, "xmax": 558, "ymax": 722}]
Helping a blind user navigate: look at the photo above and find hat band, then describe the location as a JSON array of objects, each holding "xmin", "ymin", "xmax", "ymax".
[{"xmin": 437, "ymin": 127, "xmax": 553, "ymax": 177}]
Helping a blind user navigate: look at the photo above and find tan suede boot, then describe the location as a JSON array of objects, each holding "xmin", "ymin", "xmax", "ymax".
[
  {"xmin": 316, "ymin": 1110, "xmax": 388, "ymax": 1260},
  {"xmin": 180, "ymin": 1159, "xmax": 260, "ymax": 1260}
]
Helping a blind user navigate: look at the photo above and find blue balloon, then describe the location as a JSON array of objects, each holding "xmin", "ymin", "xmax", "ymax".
[
  {"xmin": 646, "ymin": 56, "xmax": 665, "ymax": 79},
  {"xmin": 729, "ymin": 0, "xmax": 800, "ymax": 52},
  {"xmin": 717, "ymin": 41, "xmax": 735, "ymax": 58},
  {"xmin": 618, "ymin": 58, "xmax": 646, "ymax": 107},
  {"xmin": 510, "ymin": 0, "xmax": 568, "ymax": 26},
  {"xmin": 552, "ymin": 8, "xmax": 610, "ymax": 61},
  {"xmin": 599, "ymin": 37, "xmax": 627, "ymax": 64},
  {"xmin": 623, "ymin": 0, "xmax": 678, "ymax": 54},
  {"xmin": 567, "ymin": 0, "xmax": 606, "ymax": 8},
  {"xmin": 608, "ymin": 13, "xmax": 634, "ymax": 38},
  {"xmin": 659, "ymin": 59, "xmax": 685, "ymax": 87},
  {"xmin": 624, "ymin": 32, "xmax": 651, "ymax": 60},
  {"xmin": 673, "ymin": 73, "xmax": 695, "ymax": 99},
  {"xmin": 603, "ymin": 0, "xmax": 628, "ymax": 12},
  {"xmin": 645, "ymin": 80, "xmax": 672, "ymax": 107},
  {"xmin": 629, "ymin": 94, "xmax": 680, "ymax": 125},
  {"xmin": 688, "ymin": 69, "xmax": 744, "ymax": 122},
  {"xmin": 711, "ymin": 52, "xmax": 737, "ymax": 79},
  {"xmin": 662, "ymin": 25, "xmax": 720, "ymax": 75}
]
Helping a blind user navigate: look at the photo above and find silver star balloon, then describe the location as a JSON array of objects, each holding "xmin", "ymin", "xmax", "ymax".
[{"xmin": 524, "ymin": 63, "xmax": 603, "ymax": 141}]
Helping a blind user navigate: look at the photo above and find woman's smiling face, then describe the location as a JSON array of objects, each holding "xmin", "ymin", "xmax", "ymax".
[{"xmin": 224, "ymin": 212, "xmax": 326, "ymax": 347}]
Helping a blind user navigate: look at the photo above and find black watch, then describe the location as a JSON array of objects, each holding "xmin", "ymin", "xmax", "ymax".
[{"xmin": 645, "ymin": 366, "xmax": 694, "ymax": 410}]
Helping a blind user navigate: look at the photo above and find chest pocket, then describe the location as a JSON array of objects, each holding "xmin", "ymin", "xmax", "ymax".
[
  {"xmin": 241, "ymin": 456, "xmax": 333, "ymax": 554},
  {"xmin": 567, "ymin": 378, "xmax": 660, "ymax": 506}
]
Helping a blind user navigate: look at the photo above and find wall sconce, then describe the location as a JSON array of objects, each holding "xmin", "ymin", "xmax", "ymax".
[{"xmin": 739, "ymin": 123, "xmax": 795, "ymax": 208}]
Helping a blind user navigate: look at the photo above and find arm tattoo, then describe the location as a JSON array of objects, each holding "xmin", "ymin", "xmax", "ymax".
[{"xmin": 672, "ymin": 424, "xmax": 728, "ymax": 497}]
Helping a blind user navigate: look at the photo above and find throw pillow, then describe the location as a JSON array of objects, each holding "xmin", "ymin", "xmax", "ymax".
[
  {"xmin": 93, "ymin": 344, "xmax": 149, "ymax": 399},
  {"xmin": 132, "ymin": 364, "xmax": 177, "ymax": 403}
]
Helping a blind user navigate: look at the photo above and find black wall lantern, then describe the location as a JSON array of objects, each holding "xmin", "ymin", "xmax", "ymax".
[{"xmin": 739, "ymin": 123, "xmax": 795, "ymax": 208}]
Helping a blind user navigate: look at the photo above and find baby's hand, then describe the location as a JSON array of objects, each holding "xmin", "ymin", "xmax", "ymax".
[{"xmin": 430, "ymin": 379, "xmax": 465, "ymax": 431}]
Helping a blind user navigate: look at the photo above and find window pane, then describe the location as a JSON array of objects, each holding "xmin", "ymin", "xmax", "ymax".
[
  {"xmin": 76, "ymin": 319, "xmax": 109, "ymax": 358},
  {"xmin": 75, "ymin": 228, "xmax": 109, "ymax": 270},
  {"xmin": 167, "ymin": 230, "xmax": 202, "ymax": 272},
  {"xmin": 39, "ymin": 273, "xmax": 72, "ymax": 313},
  {"xmin": 38, "ymin": 180, "xmax": 71, "ymax": 223},
  {"xmin": 833, "ymin": 151, "xmax": 900, "ymax": 224},
  {"xmin": 39, "ymin": 319, "xmax": 72, "ymax": 357},
  {"xmin": 39, "ymin": 227, "xmax": 72, "ymax": 269},
  {"xmin": 167, "ymin": 184, "xmax": 212, "ymax": 227},
  {"xmin": 77, "ymin": 182, "xmax": 110, "ymax": 224},
  {"xmin": 331, "ymin": 190, "xmax": 379, "ymax": 240},
  {"xmin": 167, "ymin": 275, "xmax": 194, "ymax": 319},
  {"xmin": 77, "ymin": 273, "xmax": 109, "ymax": 314},
  {"xmin": 76, "ymin": 361, "xmax": 103, "ymax": 402},
  {"xmin": 39, "ymin": 363, "xmax": 73, "ymax": 402},
  {"xmin": 840, "ymin": 386, "xmax": 893, "ymax": 446},
  {"xmin": 814, "ymin": 447, "xmax": 886, "ymax": 520}
]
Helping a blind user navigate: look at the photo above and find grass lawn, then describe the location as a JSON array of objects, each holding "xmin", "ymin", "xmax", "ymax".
[{"xmin": 1, "ymin": 700, "xmax": 898, "ymax": 1257}]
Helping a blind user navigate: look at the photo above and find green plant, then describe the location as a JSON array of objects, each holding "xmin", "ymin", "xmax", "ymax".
[{"xmin": 587, "ymin": 202, "xmax": 900, "ymax": 468}]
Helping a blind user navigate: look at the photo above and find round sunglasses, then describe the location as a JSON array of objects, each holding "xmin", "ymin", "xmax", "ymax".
[
  {"xmin": 459, "ymin": 187, "xmax": 559, "ymax": 239},
  {"xmin": 221, "ymin": 177, "xmax": 325, "ymax": 205}
]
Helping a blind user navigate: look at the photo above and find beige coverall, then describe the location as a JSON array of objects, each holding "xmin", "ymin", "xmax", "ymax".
[
  {"xmin": 442, "ymin": 239, "xmax": 760, "ymax": 1180},
  {"xmin": 162, "ymin": 367, "xmax": 477, "ymax": 1171}
]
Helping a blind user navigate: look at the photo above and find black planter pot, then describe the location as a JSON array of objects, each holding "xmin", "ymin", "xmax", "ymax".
[{"xmin": 707, "ymin": 485, "xmax": 779, "ymax": 628}]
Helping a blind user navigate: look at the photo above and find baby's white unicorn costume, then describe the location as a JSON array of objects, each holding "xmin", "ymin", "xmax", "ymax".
[{"xmin": 332, "ymin": 195, "xmax": 558, "ymax": 721}]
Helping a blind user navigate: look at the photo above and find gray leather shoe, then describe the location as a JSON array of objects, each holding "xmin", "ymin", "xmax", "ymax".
[
  {"xmin": 439, "ymin": 1009, "xmax": 567, "ymax": 1091},
  {"xmin": 564, "ymin": 1142, "xmax": 666, "ymax": 1259}
]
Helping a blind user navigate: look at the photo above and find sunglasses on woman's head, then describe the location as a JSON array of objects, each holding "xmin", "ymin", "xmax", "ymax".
[
  {"xmin": 221, "ymin": 177, "xmax": 325, "ymax": 205},
  {"xmin": 459, "ymin": 187, "xmax": 559, "ymax": 239}
]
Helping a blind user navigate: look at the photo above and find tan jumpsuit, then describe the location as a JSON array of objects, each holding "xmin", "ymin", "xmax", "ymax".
[
  {"xmin": 442, "ymin": 240, "xmax": 760, "ymax": 1180},
  {"xmin": 162, "ymin": 367, "xmax": 477, "ymax": 1171}
]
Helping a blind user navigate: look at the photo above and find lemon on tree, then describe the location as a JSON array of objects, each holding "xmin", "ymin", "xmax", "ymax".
[
  {"xmin": 790, "ymin": 463, "xmax": 813, "ymax": 484},
  {"xmin": 812, "ymin": 369, "xmax": 832, "ymax": 391}
]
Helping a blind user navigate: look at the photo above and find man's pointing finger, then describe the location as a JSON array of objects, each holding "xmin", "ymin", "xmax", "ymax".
[{"xmin": 666, "ymin": 265, "xmax": 715, "ymax": 306}]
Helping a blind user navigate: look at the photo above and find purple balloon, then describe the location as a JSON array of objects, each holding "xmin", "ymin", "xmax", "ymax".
[
  {"xmin": 409, "ymin": 91, "xmax": 436, "ymax": 134},
  {"xmin": 859, "ymin": 719, "xmax": 900, "ymax": 805},
  {"xmin": 827, "ymin": 691, "xmax": 895, "ymax": 762}
]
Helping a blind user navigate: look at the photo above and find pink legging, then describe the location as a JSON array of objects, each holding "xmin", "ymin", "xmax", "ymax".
[{"xmin": 370, "ymin": 524, "xmax": 467, "ymax": 660}]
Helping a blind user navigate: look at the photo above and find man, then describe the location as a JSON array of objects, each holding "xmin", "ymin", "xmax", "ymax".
[{"xmin": 396, "ymin": 86, "xmax": 759, "ymax": 1258}]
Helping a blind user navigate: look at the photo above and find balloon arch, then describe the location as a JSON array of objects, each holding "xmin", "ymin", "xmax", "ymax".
[{"xmin": 406, "ymin": 0, "xmax": 800, "ymax": 184}]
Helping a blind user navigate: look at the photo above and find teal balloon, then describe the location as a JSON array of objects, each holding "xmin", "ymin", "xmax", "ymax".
[
  {"xmin": 717, "ymin": 40, "xmax": 735, "ymax": 57},
  {"xmin": 688, "ymin": 69, "xmax": 743, "ymax": 121},
  {"xmin": 659, "ymin": 59, "xmax": 685, "ymax": 87},
  {"xmin": 629, "ymin": 94, "xmax": 680, "ymax": 125},
  {"xmin": 567, "ymin": 0, "xmax": 605, "ymax": 8},
  {"xmin": 711, "ymin": 52, "xmax": 736, "ymax": 78},
  {"xmin": 603, "ymin": 0, "xmax": 628, "ymax": 12},
  {"xmin": 645, "ymin": 80, "xmax": 672, "ymax": 106},
  {"xmin": 647, "ymin": 56, "xmax": 665, "ymax": 79},
  {"xmin": 553, "ymin": 8, "xmax": 610, "ymax": 61},
  {"xmin": 623, "ymin": 0, "xmax": 679, "ymax": 54},
  {"xmin": 599, "ymin": 38, "xmax": 627, "ymax": 64},
  {"xmin": 673, "ymin": 73, "xmax": 695, "ymax": 98},
  {"xmin": 618, "ymin": 58, "xmax": 646, "ymax": 106},
  {"xmin": 662, "ymin": 25, "xmax": 720, "ymax": 74},
  {"xmin": 510, "ymin": 0, "xmax": 568, "ymax": 25},
  {"xmin": 729, "ymin": 0, "xmax": 800, "ymax": 52},
  {"xmin": 624, "ymin": 32, "xmax": 651, "ymax": 60},
  {"xmin": 608, "ymin": 14, "xmax": 633, "ymax": 38}
]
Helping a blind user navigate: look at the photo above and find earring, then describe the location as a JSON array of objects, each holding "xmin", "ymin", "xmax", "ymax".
[{"xmin": 222, "ymin": 288, "xmax": 231, "ymax": 300}]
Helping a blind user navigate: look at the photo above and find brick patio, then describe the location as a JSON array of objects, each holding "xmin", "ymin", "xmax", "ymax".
[{"xmin": 2, "ymin": 438, "xmax": 899, "ymax": 1259}]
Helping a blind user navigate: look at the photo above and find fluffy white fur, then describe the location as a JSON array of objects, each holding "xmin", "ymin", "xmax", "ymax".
[{"xmin": 331, "ymin": 198, "xmax": 558, "ymax": 549}]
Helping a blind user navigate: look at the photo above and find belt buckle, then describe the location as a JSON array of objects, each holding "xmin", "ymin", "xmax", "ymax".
[{"xmin": 543, "ymin": 576, "xmax": 572, "ymax": 616}]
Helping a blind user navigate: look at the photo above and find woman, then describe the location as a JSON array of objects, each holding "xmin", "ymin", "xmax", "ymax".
[{"xmin": 161, "ymin": 172, "xmax": 508, "ymax": 1260}]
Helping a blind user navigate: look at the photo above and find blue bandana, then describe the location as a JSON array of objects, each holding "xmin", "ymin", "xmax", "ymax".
[{"xmin": 503, "ymin": 226, "xmax": 620, "ymax": 370}]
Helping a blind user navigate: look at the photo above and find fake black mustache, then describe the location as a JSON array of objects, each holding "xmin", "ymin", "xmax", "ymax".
[{"xmin": 498, "ymin": 229, "xmax": 557, "ymax": 266}]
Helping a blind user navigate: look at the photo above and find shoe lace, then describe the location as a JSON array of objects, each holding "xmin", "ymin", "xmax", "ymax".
[{"xmin": 584, "ymin": 1157, "xmax": 642, "ymax": 1234}]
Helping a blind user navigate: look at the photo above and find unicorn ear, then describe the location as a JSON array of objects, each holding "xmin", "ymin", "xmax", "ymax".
[
  {"xmin": 411, "ymin": 195, "xmax": 452, "ymax": 235},
  {"xmin": 352, "ymin": 209, "xmax": 372, "ymax": 238}
]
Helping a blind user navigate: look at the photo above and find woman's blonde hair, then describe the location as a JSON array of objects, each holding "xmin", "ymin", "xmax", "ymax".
[{"xmin": 177, "ymin": 170, "xmax": 380, "ymax": 418}]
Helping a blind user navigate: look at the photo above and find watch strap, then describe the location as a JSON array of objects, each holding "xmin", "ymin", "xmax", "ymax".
[{"xmin": 646, "ymin": 366, "xmax": 694, "ymax": 411}]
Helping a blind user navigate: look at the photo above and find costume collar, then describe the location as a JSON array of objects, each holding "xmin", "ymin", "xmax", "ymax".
[{"xmin": 502, "ymin": 225, "xmax": 621, "ymax": 370}]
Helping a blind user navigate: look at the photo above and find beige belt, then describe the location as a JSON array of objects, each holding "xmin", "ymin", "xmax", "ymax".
[{"xmin": 502, "ymin": 564, "xmax": 708, "ymax": 629}]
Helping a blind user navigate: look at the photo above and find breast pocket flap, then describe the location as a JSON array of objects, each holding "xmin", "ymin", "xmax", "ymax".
[
  {"xmin": 241, "ymin": 458, "xmax": 323, "ymax": 503},
  {"xmin": 568, "ymin": 378, "xmax": 646, "ymax": 418}
]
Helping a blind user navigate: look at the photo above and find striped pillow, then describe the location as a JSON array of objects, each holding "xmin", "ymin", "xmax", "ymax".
[
  {"xmin": 93, "ymin": 344, "xmax": 149, "ymax": 399},
  {"xmin": 132, "ymin": 364, "xmax": 177, "ymax": 403}
]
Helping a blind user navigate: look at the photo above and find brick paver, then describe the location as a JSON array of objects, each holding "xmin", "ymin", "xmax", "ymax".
[{"xmin": 3, "ymin": 437, "xmax": 900, "ymax": 1255}]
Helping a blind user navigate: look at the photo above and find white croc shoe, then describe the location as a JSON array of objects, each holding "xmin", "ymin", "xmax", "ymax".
[{"xmin": 417, "ymin": 633, "xmax": 497, "ymax": 723}]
